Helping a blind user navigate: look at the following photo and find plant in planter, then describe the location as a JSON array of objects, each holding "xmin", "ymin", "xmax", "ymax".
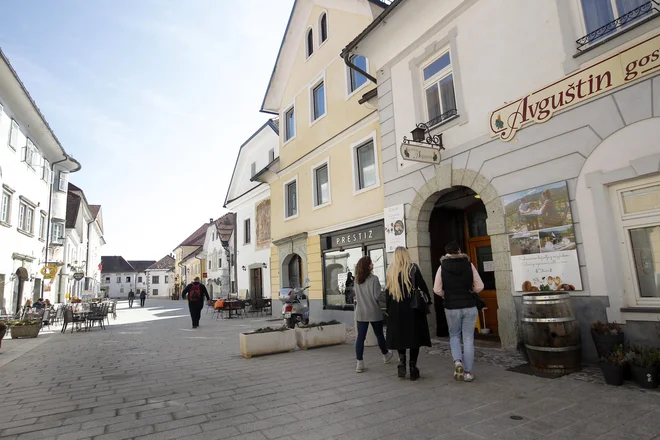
[
  {"xmin": 295, "ymin": 320, "xmax": 347, "ymax": 350},
  {"xmin": 239, "ymin": 326, "xmax": 296, "ymax": 358},
  {"xmin": 0, "ymin": 322, "xmax": 7, "ymax": 348},
  {"xmin": 598, "ymin": 344, "xmax": 630, "ymax": 386},
  {"xmin": 630, "ymin": 345, "xmax": 660, "ymax": 389},
  {"xmin": 591, "ymin": 321, "xmax": 624, "ymax": 358},
  {"xmin": 8, "ymin": 319, "xmax": 41, "ymax": 339}
]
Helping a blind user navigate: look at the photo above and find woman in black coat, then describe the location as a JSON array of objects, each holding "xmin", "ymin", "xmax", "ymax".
[{"xmin": 385, "ymin": 247, "xmax": 432, "ymax": 381}]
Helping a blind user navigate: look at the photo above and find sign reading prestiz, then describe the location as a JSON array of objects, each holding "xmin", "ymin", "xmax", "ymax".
[{"xmin": 490, "ymin": 33, "xmax": 660, "ymax": 141}]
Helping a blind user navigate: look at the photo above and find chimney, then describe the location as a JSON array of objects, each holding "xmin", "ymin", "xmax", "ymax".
[{"xmin": 209, "ymin": 218, "xmax": 214, "ymax": 224}]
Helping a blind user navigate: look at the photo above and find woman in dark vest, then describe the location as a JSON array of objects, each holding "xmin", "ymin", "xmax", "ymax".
[
  {"xmin": 385, "ymin": 247, "xmax": 431, "ymax": 381},
  {"xmin": 433, "ymin": 241, "xmax": 484, "ymax": 382}
]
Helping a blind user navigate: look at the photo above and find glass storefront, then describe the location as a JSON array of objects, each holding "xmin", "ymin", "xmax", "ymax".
[{"xmin": 321, "ymin": 220, "xmax": 385, "ymax": 310}]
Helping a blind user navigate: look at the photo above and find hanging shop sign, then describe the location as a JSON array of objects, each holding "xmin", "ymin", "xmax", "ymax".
[
  {"xmin": 40, "ymin": 265, "xmax": 58, "ymax": 279},
  {"xmin": 490, "ymin": 32, "xmax": 660, "ymax": 142},
  {"xmin": 384, "ymin": 204, "xmax": 406, "ymax": 252},
  {"xmin": 400, "ymin": 123, "xmax": 444, "ymax": 164},
  {"xmin": 73, "ymin": 272, "xmax": 85, "ymax": 281}
]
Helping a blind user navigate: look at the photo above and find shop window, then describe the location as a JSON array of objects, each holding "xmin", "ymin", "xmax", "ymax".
[
  {"xmin": 422, "ymin": 50, "xmax": 457, "ymax": 125},
  {"xmin": 612, "ymin": 177, "xmax": 660, "ymax": 305}
]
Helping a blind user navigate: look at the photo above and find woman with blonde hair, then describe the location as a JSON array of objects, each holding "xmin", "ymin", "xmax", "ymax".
[{"xmin": 385, "ymin": 247, "xmax": 432, "ymax": 381}]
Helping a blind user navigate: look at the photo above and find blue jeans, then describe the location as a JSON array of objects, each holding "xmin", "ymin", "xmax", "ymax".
[
  {"xmin": 356, "ymin": 321, "xmax": 388, "ymax": 361},
  {"xmin": 444, "ymin": 307, "xmax": 478, "ymax": 372}
]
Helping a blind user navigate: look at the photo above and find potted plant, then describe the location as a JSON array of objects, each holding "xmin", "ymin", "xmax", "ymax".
[
  {"xmin": 8, "ymin": 319, "xmax": 41, "ymax": 339},
  {"xmin": 0, "ymin": 322, "xmax": 7, "ymax": 348},
  {"xmin": 630, "ymin": 345, "xmax": 659, "ymax": 389},
  {"xmin": 295, "ymin": 320, "xmax": 347, "ymax": 350},
  {"xmin": 598, "ymin": 344, "xmax": 630, "ymax": 386},
  {"xmin": 590, "ymin": 321, "xmax": 624, "ymax": 358},
  {"xmin": 239, "ymin": 326, "xmax": 296, "ymax": 358}
]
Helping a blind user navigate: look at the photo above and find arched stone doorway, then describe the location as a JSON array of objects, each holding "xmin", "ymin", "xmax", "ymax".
[
  {"xmin": 406, "ymin": 164, "xmax": 517, "ymax": 348},
  {"xmin": 13, "ymin": 267, "xmax": 29, "ymax": 314},
  {"xmin": 281, "ymin": 253, "xmax": 303, "ymax": 288}
]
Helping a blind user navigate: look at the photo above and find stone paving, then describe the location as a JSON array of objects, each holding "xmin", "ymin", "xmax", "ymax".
[{"xmin": 1, "ymin": 300, "xmax": 659, "ymax": 440}]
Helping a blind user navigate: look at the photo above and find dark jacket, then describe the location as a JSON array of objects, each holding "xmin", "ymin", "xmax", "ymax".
[
  {"xmin": 441, "ymin": 254, "xmax": 476, "ymax": 310},
  {"xmin": 128, "ymin": 291, "xmax": 135, "ymax": 299},
  {"xmin": 182, "ymin": 282, "xmax": 210, "ymax": 305},
  {"xmin": 139, "ymin": 291, "xmax": 146, "ymax": 299},
  {"xmin": 386, "ymin": 264, "xmax": 432, "ymax": 350}
]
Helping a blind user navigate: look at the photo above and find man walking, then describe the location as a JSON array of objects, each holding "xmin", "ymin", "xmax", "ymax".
[
  {"xmin": 182, "ymin": 277, "xmax": 211, "ymax": 328},
  {"xmin": 128, "ymin": 290, "xmax": 135, "ymax": 308},
  {"xmin": 139, "ymin": 290, "xmax": 147, "ymax": 307}
]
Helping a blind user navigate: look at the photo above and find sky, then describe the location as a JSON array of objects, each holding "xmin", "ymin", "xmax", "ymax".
[{"xmin": 0, "ymin": 0, "xmax": 292, "ymax": 260}]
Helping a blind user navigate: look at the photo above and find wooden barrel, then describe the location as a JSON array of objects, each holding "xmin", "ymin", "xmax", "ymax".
[{"xmin": 521, "ymin": 292, "xmax": 581, "ymax": 374}]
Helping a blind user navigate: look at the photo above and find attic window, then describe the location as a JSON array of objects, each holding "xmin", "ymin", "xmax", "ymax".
[
  {"xmin": 306, "ymin": 28, "xmax": 314, "ymax": 58},
  {"xmin": 320, "ymin": 13, "xmax": 328, "ymax": 44}
]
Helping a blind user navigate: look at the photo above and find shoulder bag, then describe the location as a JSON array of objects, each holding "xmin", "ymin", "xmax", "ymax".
[
  {"xmin": 470, "ymin": 290, "xmax": 486, "ymax": 311},
  {"xmin": 409, "ymin": 265, "xmax": 431, "ymax": 315}
]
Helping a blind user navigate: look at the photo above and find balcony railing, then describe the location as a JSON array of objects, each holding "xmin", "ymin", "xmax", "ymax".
[
  {"xmin": 576, "ymin": 1, "xmax": 659, "ymax": 51},
  {"xmin": 426, "ymin": 108, "xmax": 458, "ymax": 129}
]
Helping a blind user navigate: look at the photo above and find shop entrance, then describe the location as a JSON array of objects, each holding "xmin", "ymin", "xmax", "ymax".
[
  {"xmin": 430, "ymin": 187, "xmax": 499, "ymax": 338},
  {"xmin": 250, "ymin": 268, "xmax": 263, "ymax": 301}
]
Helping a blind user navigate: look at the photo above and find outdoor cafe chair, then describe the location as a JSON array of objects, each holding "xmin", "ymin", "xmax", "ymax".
[
  {"xmin": 87, "ymin": 304, "xmax": 106, "ymax": 330},
  {"xmin": 41, "ymin": 309, "xmax": 52, "ymax": 331}
]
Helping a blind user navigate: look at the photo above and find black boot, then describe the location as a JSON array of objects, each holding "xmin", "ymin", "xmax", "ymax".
[
  {"xmin": 397, "ymin": 353, "xmax": 407, "ymax": 378},
  {"xmin": 410, "ymin": 360, "xmax": 420, "ymax": 381}
]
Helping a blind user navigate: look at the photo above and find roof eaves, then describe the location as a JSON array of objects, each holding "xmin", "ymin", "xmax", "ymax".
[{"xmin": 340, "ymin": 0, "xmax": 405, "ymax": 61}]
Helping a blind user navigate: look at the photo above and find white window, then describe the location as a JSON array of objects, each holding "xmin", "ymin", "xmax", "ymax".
[
  {"xmin": 9, "ymin": 120, "xmax": 19, "ymax": 150},
  {"xmin": 38, "ymin": 213, "xmax": 46, "ymax": 240},
  {"xmin": 22, "ymin": 139, "xmax": 36, "ymax": 168},
  {"xmin": 42, "ymin": 159, "xmax": 51, "ymax": 183},
  {"xmin": 120, "ymin": 287, "xmax": 124, "ymax": 293},
  {"xmin": 165, "ymin": 276, "xmax": 169, "ymax": 283},
  {"xmin": 319, "ymin": 12, "xmax": 328, "ymax": 44},
  {"xmin": 1, "ymin": 191, "xmax": 11, "ymax": 224},
  {"xmin": 352, "ymin": 134, "xmax": 380, "ymax": 193},
  {"xmin": 153, "ymin": 289, "xmax": 159, "ymax": 296},
  {"xmin": 306, "ymin": 27, "xmax": 314, "ymax": 58},
  {"xmin": 422, "ymin": 50, "xmax": 457, "ymax": 124},
  {"xmin": 105, "ymin": 276, "xmax": 110, "ymax": 283},
  {"xmin": 244, "ymin": 218, "xmax": 251, "ymax": 244},
  {"xmin": 312, "ymin": 160, "xmax": 331, "ymax": 208},
  {"xmin": 116, "ymin": 276, "xmax": 121, "ymax": 283},
  {"xmin": 310, "ymin": 79, "xmax": 326, "ymax": 123},
  {"xmin": 152, "ymin": 276, "xmax": 159, "ymax": 284},
  {"xmin": 58, "ymin": 171, "xmax": 68, "ymax": 192},
  {"xmin": 284, "ymin": 105, "xmax": 295, "ymax": 142},
  {"xmin": 51, "ymin": 222, "xmax": 64, "ymax": 244},
  {"xmin": 284, "ymin": 177, "xmax": 298, "ymax": 219},
  {"xmin": 126, "ymin": 276, "xmax": 131, "ymax": 283},
  {"xmin": 348, "ymin": 55, "xmax": 369, "ymax": 95},
  {"xmin": 18, "ymin": 202, "xmax": 34, "ymax": 233},
  {"xmin": 251, "ymin": 162, "xmax": 256, "ymax": 177},
  {"xmin": 611, "ymin": 175, "xmax": 660, "ymax": 307},
  {"xmin": 580, "ymin": 0, "xmax": 650, "ymax": 42}
]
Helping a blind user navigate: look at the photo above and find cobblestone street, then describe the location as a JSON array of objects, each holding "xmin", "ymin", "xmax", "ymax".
[{"xmin": 1, "ymin": 301, "xmax": 659, "ymax": 440}]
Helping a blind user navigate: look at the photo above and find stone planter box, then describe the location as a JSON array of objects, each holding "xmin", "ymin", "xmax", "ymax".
[
  {"xmin": 295, "ymin": 323, "xmax": 347, "ymax": 350},
  {"xmin": 240, "ymin": 329, "xmax": 296, "ymax": 358},
  {"xmin": 10, "ymin": 324, "xmax": 40, "ymax": 339}
]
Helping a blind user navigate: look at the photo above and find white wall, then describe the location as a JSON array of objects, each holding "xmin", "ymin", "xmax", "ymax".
[
  {"xmin": 101, "ymin": 271, "xmax": 137, "ymax": 298},
  {"xmin": 146, "ymin": 269, "xmax": 173, "ymax": 298},
  {"xmin": 202, "ymin": 223, "xmax": 231, "ymax": 298}
]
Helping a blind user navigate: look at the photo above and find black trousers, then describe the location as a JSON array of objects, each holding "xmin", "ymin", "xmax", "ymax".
[
  {"xmin": 128, "ymin": 299, "xmax": 134, "ymax": 308},
  {"xmin": 398, "ymin": 348, "xmax": 420, "ymax": 364},
  {"xmin": 140, "ymin": 298, "xmax": 146, "ymax": 307},
  {"xmin": 189, "ymin": 302, "xmax": 203, "ymax": 327}
]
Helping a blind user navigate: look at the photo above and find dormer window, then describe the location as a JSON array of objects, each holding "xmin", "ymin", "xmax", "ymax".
[
  {"xmin": 319, "ymin": 13, "xmax": 328, "ymax": 44},
  {"xmin": 306, "ymin": 28, "xmax": 314, "ymax": 58}
]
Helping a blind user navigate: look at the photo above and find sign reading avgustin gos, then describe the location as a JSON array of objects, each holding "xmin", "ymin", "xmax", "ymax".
[{"xmin": 490, "ymin": 32, "xmax": 660, "ymax": 141}]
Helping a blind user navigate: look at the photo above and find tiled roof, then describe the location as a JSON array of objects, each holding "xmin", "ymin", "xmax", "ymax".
[
  {"xmin": 65, "ymin": 192, "xmax": 81, "ymax": 229},
  {"xmin": 180, "ymin": 247, "xmax": 203, "ymax": 264},
  {"xmin": 176, "ymin": 222, "xmax": 209, "ymax": 248},
  {"xmin": 148, "ymin": 255, "xmax": 176, "ymax": 270},
  {"xmin": 128, "ymin": 260, "xmax": 157, "ymax": 272},
  {"xmin": 101, "ymin": 256, "xmax": 135, "ymax": 273},
  {"xmin": 89, "ymin": 205, "xmax": 101, "ymax": 218}
]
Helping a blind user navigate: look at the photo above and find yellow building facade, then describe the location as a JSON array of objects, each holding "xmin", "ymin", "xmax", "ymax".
[{"xmin": 258, "ymin": 0, "xmax": 389, "ymax": 322}]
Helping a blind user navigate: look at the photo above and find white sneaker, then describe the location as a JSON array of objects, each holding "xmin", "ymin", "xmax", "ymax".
[
  {"xmin": 464, "ymin": 372, "xmax": 474, "ymax": 382},
  {"xmin": 454, "ymin": 360, "xmax": 464, "ymax": 381},
  {"xmin": 356, "ymin": 360, "xmax": 365, "ymax": 373},
  {"xmin": 383, "ymin": 351, "xmax": 394, "ymax": 364}
]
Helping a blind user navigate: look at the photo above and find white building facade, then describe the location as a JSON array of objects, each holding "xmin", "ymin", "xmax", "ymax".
[
  {"xmin": 202, "ymin": 214, "xmax": 236, "ymax": 299},
  {"xmin": 349, "ymin": 0, "xmax": 660, "ymax": 357},
  {"xmin": 0, "ymin": 48, "xmax": 81, "ymax": 313},
  {"xmin": 145, "ymin": 255, "xmax": 175, "ymax": 298},
  {"xmin": 225, "ymin": 120, "xmax": 279, "ymax": 303}
]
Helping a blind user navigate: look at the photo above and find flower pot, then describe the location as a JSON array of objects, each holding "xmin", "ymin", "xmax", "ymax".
[
  {"xmin": 591, "ymin": 331, "xmax": 624, "ymax": 358},
  {"xmin": 295, "ymin": 323, "xmax": 347, "ymax": 350},
  {"xmin": 10, "ymin": 324, "xmax": 41, "ymax": 339},
  {"xmin": 239, "ymin": 329, "xmax": 296, "ymax": 358},
  {"xmin": 632, "ymin": 366, "xmax": 659, "ymax": 389},
  {"xmin": 598, "ymin": 363, "xmax": 624, "ymax": 386}
]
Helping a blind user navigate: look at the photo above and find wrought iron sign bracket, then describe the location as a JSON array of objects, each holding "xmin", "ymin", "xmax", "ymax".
[{"xmin": 402, "ymin": 123, "xmax": 444, "ymax": 151}]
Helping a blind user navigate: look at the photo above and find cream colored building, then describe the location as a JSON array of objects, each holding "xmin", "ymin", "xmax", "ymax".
[{"xmin": 255, "ymin": 0, "xmax": 390, "ymax": 322}]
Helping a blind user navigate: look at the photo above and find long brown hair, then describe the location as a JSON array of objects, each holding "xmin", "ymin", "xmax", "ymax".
[{"xmin": 355, "ymin": 256, "xmax": 372, "ymax": 285}]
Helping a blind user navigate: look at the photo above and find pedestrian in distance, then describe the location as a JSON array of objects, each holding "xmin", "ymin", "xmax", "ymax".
[
  {"xmin": 128, "ymin": 290, "xmax": 135, "ymax": 308},
  {"xmin": 354, "ymin": 256, "xmax": 393, "ymax": 373},
  {"xmin": 385, "ymin": 247, "xmax": 432, "ymax": 381},
  {"xmin": 182, "ymin": 277, "xmax": 212, "ymax": 329},
  {"xmin": 139, "ymin": 290, "xmax": 147, "ymax": 307},
  {"xmin": 434, "ymin": 241, "xmax": 484, "ymax": 382}
]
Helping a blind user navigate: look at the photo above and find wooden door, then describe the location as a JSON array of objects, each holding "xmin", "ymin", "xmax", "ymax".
[
  {"xmin": 251, "ymin": 268, "xmax": 263, "ymax": 301},
  {"xmin": 467, "ymin": 238, "xmax": 499, "ymax": 335}
]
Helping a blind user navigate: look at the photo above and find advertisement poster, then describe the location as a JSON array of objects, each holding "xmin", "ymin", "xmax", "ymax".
[
  {"xmin": 384, "ymin": 204, "xmax": 406, "ymax": 252},
  {"xmin": 504, "ymin": 181, "xmax": 582, "ymax": 292}
]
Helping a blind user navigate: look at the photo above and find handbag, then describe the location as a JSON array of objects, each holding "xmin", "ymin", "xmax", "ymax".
[
  {"xmin": 470, "ymin": 290, "xmax": 486, "ymax": 311},
  {"xmin": 409, "ymin": 265, "xmax": 431, "ymax": 315}
]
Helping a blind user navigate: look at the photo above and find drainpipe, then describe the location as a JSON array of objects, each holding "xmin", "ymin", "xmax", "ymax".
[
  {"xmin": 195, "ymin": 254, "xmax": 204, "ymax": 282},
  {"xmin": 43, "ymin": 156, "xmax": 69, "ymax": 302},
  {"xmin": 341, "ymin": 54, "xmax": 377, "ymax": 85}
]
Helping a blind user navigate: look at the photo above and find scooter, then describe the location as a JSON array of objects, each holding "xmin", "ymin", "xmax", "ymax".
[{"xmin": 279, "ymin": 281, "xmax": 310, "ymax": 329}]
